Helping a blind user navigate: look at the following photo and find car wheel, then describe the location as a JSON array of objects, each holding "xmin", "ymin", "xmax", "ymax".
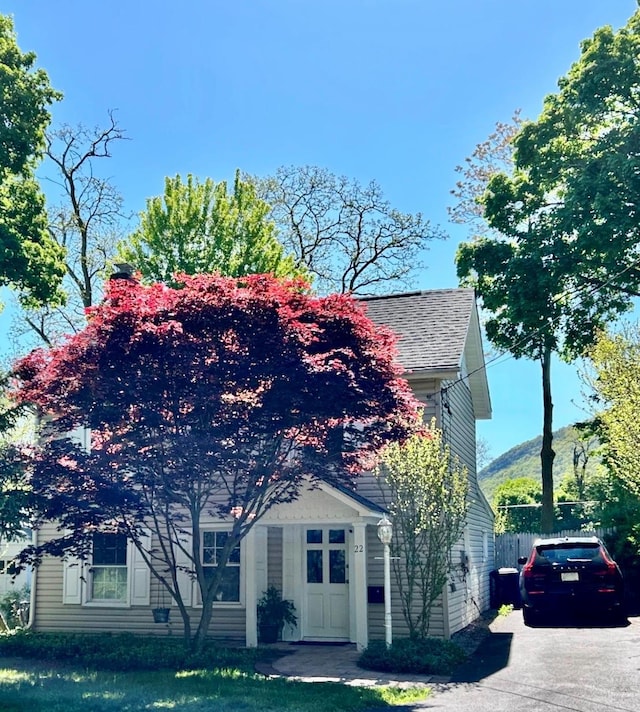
[{"xmin": 523, "ymin": 606, "xmax": 541, "ymax": 627}]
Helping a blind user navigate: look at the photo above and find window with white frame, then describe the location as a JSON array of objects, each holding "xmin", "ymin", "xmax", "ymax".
[
  {"xmin": 90, "ymin": 533, "xmax": 128, "ymax": 602},
  {"xmin": 202, "ymin": 531, "xmax": 240, "ymax": 602},
  {"xmin": 62, "ymin": 531, "xmax": 149, "ymax": 607}
]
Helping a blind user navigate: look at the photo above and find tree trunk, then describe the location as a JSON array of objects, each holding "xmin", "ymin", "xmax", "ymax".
[
  {"xmin": 192, "ymin": 594, "xmax": 215, "ymax": 653},
  {"xmin": 540, "ymin": 345, "xmax": 555, "ymax": 534}
]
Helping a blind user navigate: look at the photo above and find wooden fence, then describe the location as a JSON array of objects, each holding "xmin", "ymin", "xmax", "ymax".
[{"xmin": 494, "ymin": 529, "xmax": 613, "ymax": 569}]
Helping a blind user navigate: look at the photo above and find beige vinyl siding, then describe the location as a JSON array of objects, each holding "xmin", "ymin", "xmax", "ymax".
[
  {"xmin": 32, "ymin": 523, "xmax": 246, "ymax": 641},
  {"xmin": 440, "ymin": 377, "xmax": 495, "ymax": 635},
  {"xmin": 365, "ymin": 525, "xmax": 446, "ymax": 641},
  {"xmin": 355, "ymin": 377, "xmax": 438, "ymax": 507},
  {"xmin": 267, "ymin": 526, "xmax": 283, "ymax": 590},
  {"xmin": 361, "ymin": 374, "xmax": 494, "ymax": 639}
]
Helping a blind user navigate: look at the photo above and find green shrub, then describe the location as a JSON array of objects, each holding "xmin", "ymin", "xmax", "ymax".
[
  {"xmin": 358, "ymin": 637, "xmax": 466, "ymax": 675},
  {"xmin": 0, "ymin": 630, "xmax": 262, "ymax": 672},
  {"xmin": 0, "ymin": 586, "xmax": 30, "ymax": 631}
]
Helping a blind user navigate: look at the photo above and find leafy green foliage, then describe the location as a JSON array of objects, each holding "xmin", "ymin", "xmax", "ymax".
[
  {"xmin": 0, "ymin": 14, "xmax": 65, "ymax": 307},
  {"xmin": 587, "ymin": 326, "xmax": 640, "ymax": 499},
  {"xmin": 582, "ymin": 325, "xmax": 640, "ymax": 563},
  {"xmin": 0, "ymin": 371, "xmax": 34, "ymax": 541},
  {"xmin": 257, "ymin": 586, "xmax": 297, "ymax": 631},
  {"xmin": 513, "ymin": 11, "xmax": 640, "ymax": 306},
  {"xmin": 118, "ymin": 171, "xmax": 303, "ymax": 284},
  {"xmin": 358, "ymin": 637, "xmax": 465, "ymax": 675},
  {"xmin": 0, "ymin": 630, "xmax": 261, "ymax": 671},
  {"xmin": 493, "ymin": 477, "xmax": 542, "ymax": 534},
  {"xmin": 0, "ymin": 585, "xmax": 30, "ymax": 631},
  {"xmin": 377, "ymin": 419, "xmax": 468, "ymax": 638},
  {"xmin": 456, "ymin": 10, "xmax": 640, "ymax": 532}
]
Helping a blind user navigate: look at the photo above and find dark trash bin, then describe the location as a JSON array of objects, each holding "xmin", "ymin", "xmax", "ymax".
[{"xmin": 490, "ymin": 567, "xmax": 521, "ymax": 609}]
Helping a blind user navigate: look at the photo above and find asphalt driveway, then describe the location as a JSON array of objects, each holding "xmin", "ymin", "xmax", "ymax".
[{"xmin": 416, "ymin": 610, "xmax": 640, "ymax": 712}]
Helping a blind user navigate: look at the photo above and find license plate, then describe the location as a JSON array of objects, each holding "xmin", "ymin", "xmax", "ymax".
[{"xmin": 561, "ymin": 572, "xmax": 579, "ymax": 582}]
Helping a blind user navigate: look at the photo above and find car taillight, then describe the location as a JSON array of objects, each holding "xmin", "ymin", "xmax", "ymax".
[
  {"xmin": 522, "ymin": 561, "xmax": 535, "ymax": 578},
  {"xmin": 522, "ymin": 561, "xmax": 545, "ymax": 590},
  {"xmin": 595, "ymin": 550, "xmax": 618, "ymax": 591}
]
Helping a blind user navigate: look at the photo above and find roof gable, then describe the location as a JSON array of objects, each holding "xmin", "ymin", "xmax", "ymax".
[{"xmin": 361, "ymin": 289, "xmax": 491, "ymax": 420}]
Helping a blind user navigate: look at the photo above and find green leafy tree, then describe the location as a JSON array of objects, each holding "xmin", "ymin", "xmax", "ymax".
[
  {"xmin": 455, "ymin": 11, "xmax": 640, "ymax": 532},
  {"xmin": 0, "ymin": 371, "xmax": 33, "ymax": 541},
  {"xmin": 577, "ymin": 326, "xmax": 640, "ymax": 561},
  {"xmin": 0, "ymin": 14, "xmax": 65, "ymax": 307},
  {"xmin": 586, "ymin": 325, "xmax": 640, "ymax": 500},
  {"xmin": 252, "ymin": 165, "xmax": 444, "ymax": 295},
  {"xmin": 453, "ymin": 114, "xmax": 565, "ymax": 534},
  {"xmin": 492, "ymin": 477, "xmax": 542, "ymax": 534},
  {"xmin": 376, "ymin": 419, "xmax": 468, "ymax": 638},
  {"xmin": 513, "ymin": 10, "xmax": 640, "ymax": 303},
  {"xmin": 118, "ymin": 172, "xmax": 302, "ymax": 284}
]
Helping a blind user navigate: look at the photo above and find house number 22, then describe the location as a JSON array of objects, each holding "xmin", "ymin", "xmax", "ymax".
[{"xmin": 354, "ymin": 544, "xmax": 364, "ymax": 553}]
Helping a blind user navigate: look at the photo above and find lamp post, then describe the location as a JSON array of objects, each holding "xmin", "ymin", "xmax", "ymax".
[{"xmin": 377, "ymin": 514, "xmax": 393, "ymax": 647}]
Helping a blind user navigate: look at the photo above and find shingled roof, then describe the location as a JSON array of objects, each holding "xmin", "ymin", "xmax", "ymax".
[{"xmin": 361, "ymin": 289, "xmax": 491, "ymax": 420}]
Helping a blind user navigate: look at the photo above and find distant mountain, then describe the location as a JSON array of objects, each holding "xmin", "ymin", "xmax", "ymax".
[{"xmin": 478, "ymin": 425, "xmax": 599, "ymax": 502}]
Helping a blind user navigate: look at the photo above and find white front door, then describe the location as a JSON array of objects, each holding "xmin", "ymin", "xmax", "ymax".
[{"xmin": 304, "ymin": 526, "xmax": 350, "ymax": 640}]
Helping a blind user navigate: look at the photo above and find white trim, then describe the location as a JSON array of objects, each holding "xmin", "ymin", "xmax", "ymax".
[
  {"xmin": 282, "ymin": 524, "xmax": 302, "ymax": 641},
  {"xmin": 244, "ymin": 527, "xmax": 258, "ymax": 647},
  {"xmin": 351, "ymin": 522, "xmax": 368, "ymax": 650}
]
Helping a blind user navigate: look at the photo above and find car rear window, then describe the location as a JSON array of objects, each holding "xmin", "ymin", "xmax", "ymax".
[{"xmin": 534, "ymin": 544, "xmax": 603, "ymax": 564}]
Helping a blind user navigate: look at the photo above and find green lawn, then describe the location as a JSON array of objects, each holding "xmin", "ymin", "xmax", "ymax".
[{"xmin": 0, "ymin": 661, "xmax": 429, "ymax": 712}]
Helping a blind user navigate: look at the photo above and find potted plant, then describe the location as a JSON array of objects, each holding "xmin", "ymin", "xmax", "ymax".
[{"xmin": 257, "ymin": 586, "xmax": 297, "ymax": 643}]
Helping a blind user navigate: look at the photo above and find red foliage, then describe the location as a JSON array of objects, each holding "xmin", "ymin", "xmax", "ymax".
[{"xmin": 15, "ymin": 274, "xmax": 419, "ymax": 543}]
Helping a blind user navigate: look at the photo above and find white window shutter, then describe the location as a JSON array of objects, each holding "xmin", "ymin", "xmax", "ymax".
[
  {"xmin": 175, "ymin": 534, "xmax": 193, "ymax": 607},
  {"xmin": 130, "ymin": 534, "xmax": 151, "ymax": 606},
  {"xmin": 62, "ymin": 557, "xmax": 83, "ymax": 604}
]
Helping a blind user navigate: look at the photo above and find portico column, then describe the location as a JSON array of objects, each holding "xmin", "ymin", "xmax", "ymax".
[
  {"xmin": 352, "ymin": 522, "xmax": 368, "ymax": 651},
  {"xmin": 244, "ymin": 527, "xmax": 257, "ymax": 647}
]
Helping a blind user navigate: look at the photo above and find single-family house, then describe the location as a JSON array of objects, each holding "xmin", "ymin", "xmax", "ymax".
[{"xmin": 28, "ymin": 288, "xmax": 494, "ymax": 648}]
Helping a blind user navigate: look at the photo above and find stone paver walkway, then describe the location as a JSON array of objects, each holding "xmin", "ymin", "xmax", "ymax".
[{"xmin": 258, "ymin": 643, "xmax": 436, "ymax": 689}]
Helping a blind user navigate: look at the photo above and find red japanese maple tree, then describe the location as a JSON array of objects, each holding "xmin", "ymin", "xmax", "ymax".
[{"xmin": 14, "ymin": 273, "xmax": 419, "ymax": 648}]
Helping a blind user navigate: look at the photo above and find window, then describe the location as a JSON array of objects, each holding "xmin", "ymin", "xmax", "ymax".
[
  {"xmin": 202, "ymin": 531, "xmax": 240, "ymax": 602},
  {"xmin": 90, "ymin": 533, "xmax": 128, "ymax": 602},
  {"xmin": 63, "ymin": 532, "xmax": 149, "ymax": 607}
]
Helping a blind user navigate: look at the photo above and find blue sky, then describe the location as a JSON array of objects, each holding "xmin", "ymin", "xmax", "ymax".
[{"xmin": 1, "ymin": 0, "xmax": 637, "ymax": 462}]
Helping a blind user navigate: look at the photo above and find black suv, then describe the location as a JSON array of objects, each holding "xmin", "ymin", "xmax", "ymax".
[{"xmin": 518, "ymin": 536, "xmax": 624, "ymax": 626}]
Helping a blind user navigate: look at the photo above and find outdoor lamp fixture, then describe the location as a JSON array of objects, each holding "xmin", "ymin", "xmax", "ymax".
[{"xmin": 377, "ymin": 514, "xmax": 393, "ymax": 647}]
